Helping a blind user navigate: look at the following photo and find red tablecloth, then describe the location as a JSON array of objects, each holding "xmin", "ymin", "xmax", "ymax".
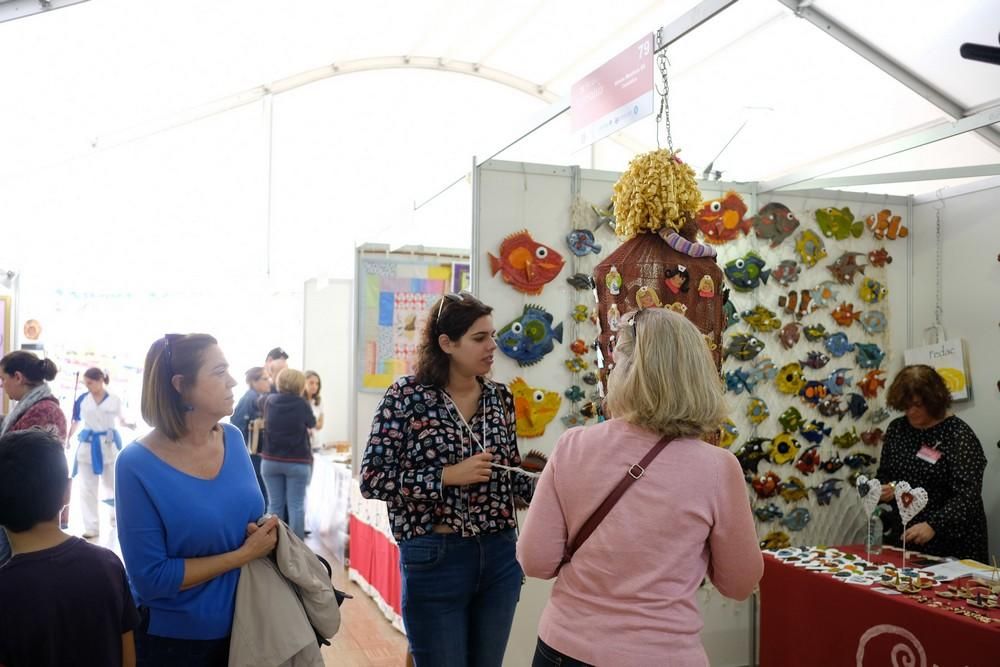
[
  {"xmin": 760, "ymin": 545, "xmax": 1000, "ymax": 667},
  {"xmin": 348, "ymin": 514, "xmax": 402, "ymax": 616}
]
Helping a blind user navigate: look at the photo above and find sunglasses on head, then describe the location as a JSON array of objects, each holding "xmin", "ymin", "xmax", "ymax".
[{"xmin": 436, "ymin": 290, "xmax": 476, "ymax": 319}]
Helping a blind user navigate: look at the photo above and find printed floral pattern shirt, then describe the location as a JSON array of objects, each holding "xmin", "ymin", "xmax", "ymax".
[{"xmin": 360, "ymin": 376, "xmax": 534, "ymax": 542}]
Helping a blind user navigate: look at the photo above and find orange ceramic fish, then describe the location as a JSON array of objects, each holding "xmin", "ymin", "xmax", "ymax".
[
  {"xmin": 858, "ymin": 369, "xmax": 886, "ymax": 399},
  {"xmin": 831, "ymin": 302, "xmax": 861, "ymax": 327},
  {"xmin": 865, "ymin": 209, "xmax": 909, "ymax": 240},
  {"xmin": 488, "ymin": 230, "xmax": 565, "ymax": 295},
  {"xmin": 696, "ymin": 191, "xmax": 751, "ymax": 245}
]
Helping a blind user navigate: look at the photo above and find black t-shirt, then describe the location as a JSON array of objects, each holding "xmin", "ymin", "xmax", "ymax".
[{"xmin": 0, "ymin": 536, "xmax": 139, "ymax": 667}]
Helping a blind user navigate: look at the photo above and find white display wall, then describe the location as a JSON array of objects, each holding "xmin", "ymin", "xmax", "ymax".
[{"xmin": 303, "ymin": 277, "xmax": 353, "ymax": 446}]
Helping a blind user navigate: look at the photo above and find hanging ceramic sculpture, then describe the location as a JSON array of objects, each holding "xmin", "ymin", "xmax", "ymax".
[
  {"xmin": 509, "ymin": 377, "xmax": 562, "ymax": 438},
  {"xmin": 487, "ymin": 230, "xmax": 565, "ymax": 295},
  {"xmin": 496, "ymin": 305, "xmax": 563, "ymax": 366}
]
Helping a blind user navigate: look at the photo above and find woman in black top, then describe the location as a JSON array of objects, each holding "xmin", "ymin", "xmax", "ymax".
[
  {"xmin": 875, "ymin": 365, "xmax": 988, "ymax": 562},
  {"xmin": 261, "ymin": 368, "xmax": 315, "ymax": 539},
  {"xmin": 361, "ymin": 291, "xmax": 535, "ymax": 667}
]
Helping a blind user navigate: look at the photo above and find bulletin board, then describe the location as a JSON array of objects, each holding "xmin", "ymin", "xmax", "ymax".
[{"xmin": 355, "ymin": 246, "xmax": 470, "ymax": 392}]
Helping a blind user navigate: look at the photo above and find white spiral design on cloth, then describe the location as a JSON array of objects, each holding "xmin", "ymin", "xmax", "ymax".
[{"xmin": 855, "ymin": 624, "xmax": 926, "ymax": 667}]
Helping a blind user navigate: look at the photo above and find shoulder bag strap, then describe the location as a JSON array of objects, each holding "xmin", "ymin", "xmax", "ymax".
[{"xmin": 561, "ymin": 434, "xmax": 673, "ymax": 567}]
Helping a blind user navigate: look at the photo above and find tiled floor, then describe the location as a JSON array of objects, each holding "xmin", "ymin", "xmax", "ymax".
[{"xmin": 71, "ymin": 494, "xmax": 409, "ymax": 666}]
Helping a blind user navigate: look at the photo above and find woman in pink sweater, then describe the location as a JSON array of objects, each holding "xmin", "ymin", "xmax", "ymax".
[{"xmin": 517, "ymin": 308, "xmax": 762, "ymax": 667}]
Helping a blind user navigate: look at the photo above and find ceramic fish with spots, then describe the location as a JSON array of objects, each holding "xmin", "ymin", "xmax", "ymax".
[
  {"xmin": 753, "ymin": 471, "xmax": 782, "ymax": 498},
  {"xmin": 488, "ymin": 230, "xmax": 565, "ymax": 295},
  {"xmin": 831, "ymin": 302, "xmax": 862, "ymax": 327},
  {"xmin": 780, "ymin": 507, "xmax": 812, "ymax": 532},
  {"xmin": 824, "ymin": 368, "xmax": 853, "ymax": 395},
  {"xmin": 865, "ymin": 209, "xmax": 908, "ymax": 240},
  {"xmin": 778, "ymin": 289, "xmax": 815, "ymax": 319},
  {"xmin": 779, "ymin": 476, "xmax": 809, "ymax": 503},
  {"xmin": 747, "ymin": 357, "xmax": 778, "ymax": 388},
  {"xmin": 779, "ymin": 406, "xmax": 805, "ymax": 433},
  {"xmin": 859, "ymin": 278, "xmax": 888, "ymax": 304},
  {"xmin": 772, "ymin": 259, "xmax": 802, "ymax": 286},
  {"xmin": 497, "ymin": 305, "xmax": 564, "ymax": 366},
  {"xmin": 859, "ymin": 310, "xmax": 888, "ymax": 335},
  {"xmin": 824, "ymin": 332, "xmax": 855, "ymax": 357},
  {"xmin": 827, "ymin": 251, "xmax": 868, "ymax": 285},
  {"xmin": 566, "ymin": 229, "xmax": 602, "ymax": 256},
  {"xmin": 817, "ymin": 396, "xmax": 847, "ymax": 420},
  {"xmin": 803, "ymin": 324, "xmax": 827, "ymax": 342},
  {"xmin": 736, "ymin": 438, "xmax": 771, "ymax": 477},
  {"xmin": 510, "ymin": 378, "xmax": 562, "ymax": 438},
  {"xmin": 725, "ymin": 368, "xmax": 753, "ymax": 395},
  {"xmin": 696, "ymin": 191, "xmax": 751, "ymax": 244},
  {"xmin": 723, "ymin": 300, "xmax": 739, "ymax": 330},
  {"xmin": 833, "ymin": 427, "xmax": 861, "ymax": 449},
  {"xmin": 799, "ymin": 380, "xmax": 829, "ymax": 405},
  {"xmin": 770, "ymin": 433, "xmax": 801, "ymax": 465},
  {"xmin": 741, "ymin": 305, "xmax": 782, "ymax": 332},
  {"xmin": 776, "ymin": 363, "xmax": 806, "ymax": 395},
  {"xmin": 844, "ymin": 453, "xmax": 878, "ymax": 470},
  {"xmin": 724, "ymin": 333, "xmax": 766, "ymax": 361},
  {"xmin": 867, "ymin": 248, "xmax": 892, "ymax": 267},
  {"xmin": 815, "ymin": 206, "xmax": 864, "ymax": 240},
  {"xmin": 800, "ymin": 350, "xmax": 831, "ymax": 370},
  {"xmin": 858, "ymin": 370, "xmax": 886, "ymax": 399},
  {"xmin": 820, "ymin": 453, "xmax": 844, "ymax": 474},
  {"xmin": 751, "ymin": 202, "xmax": 801, "ymax": 248},
  {"xmin": 725, "ymin": 252, "xmax": 771, "ymax": 291},
  {"xmin": 855, "ymin": 343, "xmax": 885, "ymax": 369},
  {"xmin": 779, "ymin": 322, "xmax": 802, "ymax": 350},
  {"xmin": 845, "ymin": 392, "xmax": 869, "ymax": 419},
  {"xmin": 795, "ymin": 229, "xmax": 828, "ymax": 267},
  {"xmin": 754, "ymin": 503, "xmax": 784, "ymax": 522},
  {"xmin": 719, "ymin": 419, "xmax": 739, "ymax": 448},
  {"xmin": 800, "ymin": 420, "xmax": 832, "ymax": 444},
  {"xmin": 795, "ymin": 446, "xmax": 821, "ymax": 475},
  {"xmin": 860, "ymin": 428, "xmax": 884, "ymax": 446},
  {"xmin": 814, "ymin": 479, "xmax": 844, "ymax": 505},
  {"xmin": 747, "ymin": 397, "xmax": 770, "ymax": 425},
  {"xmin": 868, "ymin": 407, "xmax": 892, "ymax": 424},
  {"xmin": 807, "ymin": 281, "xmax": 840, "ymax": 310}
]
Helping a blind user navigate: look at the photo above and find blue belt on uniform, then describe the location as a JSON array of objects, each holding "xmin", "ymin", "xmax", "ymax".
[{"xmin": 73, "ymin": 428, "xmax": 123, "ymax": 476}]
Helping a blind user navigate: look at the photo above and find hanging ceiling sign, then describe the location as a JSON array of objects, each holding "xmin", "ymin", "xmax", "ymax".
[{"xmin": 571, "ymin": 33, "xmax": 654, "ymax": 149}]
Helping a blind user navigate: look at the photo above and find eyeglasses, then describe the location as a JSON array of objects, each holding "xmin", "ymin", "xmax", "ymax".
[{"xmin": 436, "ymin": 290, "xmax": 476, "ymax": 320}]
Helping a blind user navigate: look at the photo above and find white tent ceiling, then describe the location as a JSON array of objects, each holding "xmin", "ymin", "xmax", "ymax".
[{"xmin": 1, "ymin": 0, "xmax": 998, "ymax": 290}]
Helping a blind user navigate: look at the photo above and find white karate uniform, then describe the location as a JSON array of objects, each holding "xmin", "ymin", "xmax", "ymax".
[{"xmin": 73, "ymin": 392, "xmax": 123, "ymax": 535}]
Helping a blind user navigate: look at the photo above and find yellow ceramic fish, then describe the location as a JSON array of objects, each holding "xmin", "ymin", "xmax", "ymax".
[{"xmin": 510, "ymin": 377, "xmax": 562, "ymax": 438}]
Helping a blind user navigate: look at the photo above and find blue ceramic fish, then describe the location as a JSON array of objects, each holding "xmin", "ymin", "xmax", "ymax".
[
  {"xmin": 800, "ymin": 420, "xmax": 832, "ymax": 444},
  {"xmin": 800, "ymin": 350, "xmax": 831, "ymax": 369},
  {"xmin": 824, "ymin": 332, "xmax": 855, "ymax": 357},
  {"xmin": 780, "ymin": 507, "xmax": 812, "ymax": 532},
  {"xmin": 723, "ymin": 300, "xmax": 739, "ymax": 330},
  {"xmin": 845, "ymin": 392, "xmax": 869, "ymax": 419},
  {"xmin": 564, "ymin": 385, "xmax": 585, "ymax": 402},
  {"xmin": 859, "ymin": 310, "xmax": 888, "ymax": 335},
  {"xmin": 844, "ymin": 453, "xmax": 877, "ymax": 469},
  {"xmin": 566, "ymin": 229, "xmax": 602, "ymax": 256},
  {"xmin": 855, "ymin": 343, "xmax": 885, "ymax": 369},
  {"xmin": 754, "ymin": 503, "xmax": 784, "ymax": 522},
  {"xmin": 724, "ymin": 333, "xmax": 766, "ymax": 361},
  {"xmin": 824, "ymin": 367, "xmax": 854, "ymax": 395},
  {"xmin": 808, "ymin": 281, "xmax": 840, "ymax": 309},
  {"xmin": 497, "ymin": 305, "xmax": 564, "ymax": 366},
  {"xmin": 725, "ymin": 369, "xmax": 753, "ymax": 395},
  {"xmin": 747, "ymin": 357, "xmax": 777, "ymax": 387},
  {"xmin": 725, "ymin": 252, "xmax": 771, "ymax": 291},
  {"xmin": 814, "ymin": 479, "xmax": 844, "ymax": 505}
]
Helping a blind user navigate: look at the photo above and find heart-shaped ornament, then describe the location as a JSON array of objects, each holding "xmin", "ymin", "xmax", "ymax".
[
  {"xmin": 894, "ymin": 481, "xmax": 928, "ymax": 525},
  {"xmin": 856, "ymin": 475, "xmax": 881, "ymax": 517}
]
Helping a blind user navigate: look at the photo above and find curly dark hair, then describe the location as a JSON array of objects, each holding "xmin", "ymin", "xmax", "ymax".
[
  {"xmin": 886, "ymin": 364, "xmax": 952, "ymax": 419},
  {"xmin": 415, "ymin": 292, "xmax": 493, "ymax": 388}
]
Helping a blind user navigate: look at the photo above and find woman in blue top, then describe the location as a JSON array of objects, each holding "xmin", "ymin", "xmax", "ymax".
[{"xmin": 115, "ymin": 334, "xmax": 279, "ymax": 666}]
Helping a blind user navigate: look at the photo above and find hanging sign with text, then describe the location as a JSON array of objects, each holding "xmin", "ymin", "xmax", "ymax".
[{"xmin": 571, "ymin": 33, "xmax": 654, "ymax": 149}]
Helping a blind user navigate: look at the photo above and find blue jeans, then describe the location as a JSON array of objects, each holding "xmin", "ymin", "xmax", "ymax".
[
  {"xmin": 260, "ymin": 459, "xmax": 310, "ymax": 539},
  {"xmin": 0, "ymin": 528, "xmax": 11, "ymax": 565},
  {"xmin": 532, "ymin": 637, "xmax": 593, "ymax": 666},
  {"xmin": 135, "ymin": 607, "xmax": 229, "ymax": 666},
  {"xmin": 399, "ymin": 529, "xmax": 522, "ymax": 667}
]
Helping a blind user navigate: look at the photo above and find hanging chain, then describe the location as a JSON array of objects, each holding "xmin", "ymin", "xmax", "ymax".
[
  {"xmin": 655, "ymin": 49, "xmax": 673, "ymax": 152},
  {"xmin": 934, "ymin": 204, "xmax": 944, "ymax": 328}
]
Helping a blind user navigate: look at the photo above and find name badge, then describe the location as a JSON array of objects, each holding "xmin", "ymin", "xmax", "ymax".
[{"xmin": 916, "ymin": 445, "xmax": 941, "ymax": 464}]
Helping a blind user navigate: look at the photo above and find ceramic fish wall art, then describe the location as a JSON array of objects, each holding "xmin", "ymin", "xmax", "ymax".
[{"xmin": 488, "ymin": 230, "xmax": 565, "ymax": 294}]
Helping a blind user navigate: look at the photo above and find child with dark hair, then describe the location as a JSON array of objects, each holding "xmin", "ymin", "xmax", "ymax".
[{"xmin": 0, "ymin": 428, "xmax": 139, "ymax": 667}]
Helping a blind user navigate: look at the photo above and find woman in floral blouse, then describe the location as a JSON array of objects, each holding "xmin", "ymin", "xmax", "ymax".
[{"xmin": 361, "ymin": 291, "xmax": 534, "ymax": 667}]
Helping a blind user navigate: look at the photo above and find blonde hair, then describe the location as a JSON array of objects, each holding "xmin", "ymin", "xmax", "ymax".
[
  {"xmin": 605, "ymin": 308, "xmax": 727, "ymax": 438},
  {"xmin": 276, "ymin": 368, "xmax": 306, "ymax": 396}
]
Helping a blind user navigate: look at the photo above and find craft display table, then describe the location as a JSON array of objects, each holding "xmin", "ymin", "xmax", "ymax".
[
  {"xmin": 348, "ymin": 479, "xmax": 404, "ymax": 633},
  {"xmin": 760, "ymin": 545, "xmax": 1000, "ymax": 666}
]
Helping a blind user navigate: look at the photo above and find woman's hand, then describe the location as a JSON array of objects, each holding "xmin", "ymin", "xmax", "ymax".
[
  {"xmin": 240, "ymin": 516, "xmax": 278, "ymax": 562},
  {"xmin": 903, "ymin": 522, "xmax": 935, "ymax": 545},
  {"xmin": 880, "ymin": 483, "xmax": 895, "ymax": 502},
  {"xmin": 442, "ymin": 452, "xmax": 494, "ymax": 487}
]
